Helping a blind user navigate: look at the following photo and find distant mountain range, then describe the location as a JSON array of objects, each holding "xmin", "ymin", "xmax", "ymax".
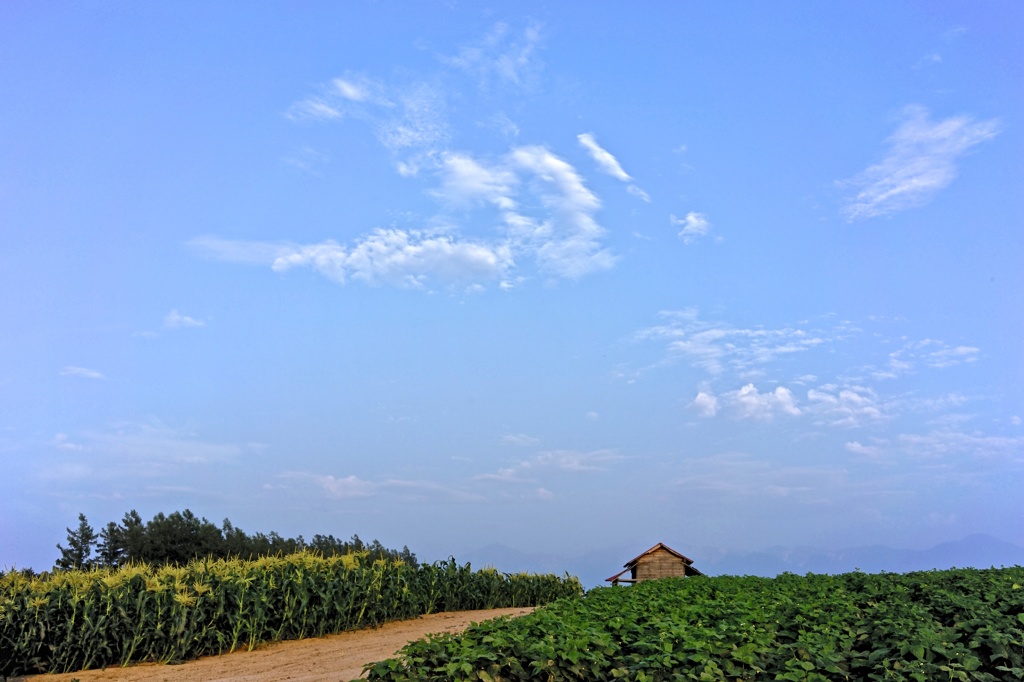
[{"xmin": 458, "ymin": 534, "xmax": 1024, "ymax": 589}]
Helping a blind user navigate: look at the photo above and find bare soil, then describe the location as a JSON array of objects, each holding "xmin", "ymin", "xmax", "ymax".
[{"xmin": 15, "ymin": 607, "xmax": 534, "ymax": 682}]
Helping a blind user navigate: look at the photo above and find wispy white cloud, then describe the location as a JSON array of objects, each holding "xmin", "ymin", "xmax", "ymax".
[
  {"xmin": 189, "ymin": 236, "xmax": 293, "ymax": 265},
  {"xmin": 943, "ymin": 26, "xmax": 968, "ymax": 42},
  {"xmin": 475, "ymin": 449, "xmax": 623, "ymax": 483},
  {"xmin": 443, "ymin": 22, "xmax": 544, "ymax": 89},
  {"xmin": 164, "ymin": 310, "xmax": 205, "ymax": 329},
  {"xmin": 923, "ymin": 343, "xmax": 980, "ymax": 368},
  {"xmin": 510, "ymin": 145, "xmax": 601, "ymax": 215},
  {"xmin": 474, "ymin": 467, "xmax": 531, "ymax": 484},
  {"xmin": 285, "ymin": 98, "xmax": 344, "ymax": 122},
  {"xmin": 280, "ymin": 472, "xmax": 488, "ymax": 503},
  {"xmin": 900, "ymin": 392, "xmax": 969, "ymax": 417},
  {"xmin": 52, "ymin": 433, "xmax": 84, "ymax": 450},
  {"xmin": 60, "ymin": 366, "xmax": 105, "ymax": 380},
  {"xmin": 577, "ymin": 133, "xmax": 631, "ymax": 182},
  {"xmin": 85, "ymin": 423, "xmax": 241, "ymax": 465},
  {"xmin": 671, "ymin": 212, "xmax": 711, "ymax": 244},
  {"xmin": 332, "ymin": 77, "xmax": 371, "ymax": 102},
  {"xmin": 40, "ymin": 422, "xmax": 245, "ymax": 483},
  {"xmin": 225, "ymin": 104, "xmax": 618, "ymax": 286},
  {"xmin": 914, "ymin": 53, "xmax": 943, "ymax": 69},
  {"xmin": 840, "ymin": 105, "xmax": 1000, "ymax": 221},
  {"xmin": 852, "ymin": 430, "xmax": 1024, "ymax": 465},
  {"xmin": 870, "ymin": 351, "xmax": 915, "ymax": 381},
  {"xmin": 638, "ymin": 308, "xmax": 998, "ymax": 457},
  {"xmin": 845, "ymin": 440, "xmax": 883, "ymax": 457},
  {"xmin": 380, "ymin": 478, "xmax": 487, "ymax": 503},
  {"xmin": 807, "ymin": 385, "xmax": 887, "ymax": 428},
  {"xmin": 487, "ymin": 112, "xmax": 520, "ymax": 138},
  {"xmin": 898, "ymin": 430, "xmax": 1024, "ymax": 462},
  {"xmin": 377, "ymin": 82, "xmax": 449, "ymax": 152},
  {"xmin": 508, "ymin": 146, "xmax": 616, "ymax": 278},
  {"xmin": 502, "ymin": 432, "xmax": 541, "ymax": 446},
  {"xmin": 266, "ymin": 26, "xmax": 621, "ymax": 288},
  {"xmin": 636, "ymin": 309, "xmax": 826, "ymax": 376},
  {"xmin": 281, "ymin": 472, "xmax": 376, "ymax": 498},
  {"xmin": 866, "ymin": 338, "xmax": 980, "ymax": 379},
  {"xmin": 622, "ymin": 184, "xmax": 647, "ymax": 200},
  {"xmin": 282, "ymin": 146, "xmax": 330, "ymax": 176},
  {"xmin": 638, "ymin": 311, "xmax": 981, "ymax": 395},
  {"xmin": 577, "ymin": 133, "xmax": 650, "ymax": 201},
  {"xmin": 287, "ymin": 70, "xmax": 445, "ymax": 158},
  {"xmin": 193, "ymin": 146, "xmax": 615, "ymax": 288},
  {"xmin": 285, "ymin": 73, "xmax": 388, "ymax": 122},
  {"xmin": 434, "ymin": 152, "xmax": 518, "ymax": 210}
]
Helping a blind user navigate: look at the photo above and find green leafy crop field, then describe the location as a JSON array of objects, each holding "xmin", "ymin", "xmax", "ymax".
[{"xmin": 364, "ymin": 567, "xmax": 1024, "ymax": 682}]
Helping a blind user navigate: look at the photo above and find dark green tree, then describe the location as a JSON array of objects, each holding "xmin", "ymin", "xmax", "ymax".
[
  {"xmin": 143, "ymin": 510, "xmax": 224, "ymax": 565},
  {"xmin": 96, "ymin": 521, "xmax": 124, "ymax": 567},
  {"xmin": 54, "ymin": 508, "xmax": 415, "ymax": 568},
  {"xmin": 120, "ymin": 509, "xmax": 146, "ymax": 562},
  {"xmin": 399, "ymin": 545, "xmax": 418, "ymax": 566},
  {"xmin": 222, "ymin": 518, "xmax": 253, "ymax": 558},
  {"xmin": 55, "ymin": 513, "xmax": 97, "ymax": 570}
]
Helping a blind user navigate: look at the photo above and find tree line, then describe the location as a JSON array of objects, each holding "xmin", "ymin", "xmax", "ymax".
[{"xmin": 54, "ymin": 510, "xmax": 417, "ymax": 571}]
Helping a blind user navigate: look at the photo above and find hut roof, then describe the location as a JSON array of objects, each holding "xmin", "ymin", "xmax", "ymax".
[
  {"xmin": 604, "ymin": 542, "xmax": 704, "ymax": 583},
  {"xmin": 621, "ymin": 542, "xmax": 695, "ymax": 568}
]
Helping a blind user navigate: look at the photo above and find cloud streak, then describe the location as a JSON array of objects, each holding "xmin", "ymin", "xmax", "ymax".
[
  {"xmin": 502, "ymin": 432, "xmax": 540, "ymax": 446},
  {"xmin": 164, "ymin": 310, "xmax": 205, "ymax": 329},
  {"xmin": 577, "ymin": 133, "xmax": 631, "ymax": 182},
  {"xmin": 60, "ymin": 366, "xmax": 105, "ymax": 380},
  {"xmin": 577, "ymin": 133, "xmax": 650, "ymax": 201},
  {"xmin": 279, "ymin": 472, "xmax": 486, "ymax": 503},
  {"xmin": 840, "ymin": 105, "xmax": 1000, "ymax": 221},
  {"xmin": 475, "ymin": 449, "xmax": 624, "ymax": 483}
]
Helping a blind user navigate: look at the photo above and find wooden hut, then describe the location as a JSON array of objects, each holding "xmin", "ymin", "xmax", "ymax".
[{"xmin": 605, "ymin": 542, "xmax": 703, "ymax": 585}]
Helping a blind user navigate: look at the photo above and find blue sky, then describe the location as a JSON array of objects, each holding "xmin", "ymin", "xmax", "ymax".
[{"xmin": 2, "ymin": 2, "xmax": 1022, "ymax": 573}]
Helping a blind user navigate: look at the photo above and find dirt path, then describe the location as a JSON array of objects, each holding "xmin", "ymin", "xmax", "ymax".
[{"xmin": 15, "ymin": 607, "xmax": 534, "ymax": 682}]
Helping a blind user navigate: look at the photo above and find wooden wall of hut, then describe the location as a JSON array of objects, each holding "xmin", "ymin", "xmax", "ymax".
[{"xmin": 635, "ymin": 547, "xmax": 689, "ymax": 581}]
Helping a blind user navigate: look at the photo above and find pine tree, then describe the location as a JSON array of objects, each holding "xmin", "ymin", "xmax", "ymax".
[
  {"xmin": 120, "ymin": 509, "xmax": 145, "ymax": 562},
  {"xmin": 55, "ymin": 513, "xmax": 98, "ymax": 570},
  {"xmin": 97, "ymin": 521, "xmax": 124, "ymax": 567}
]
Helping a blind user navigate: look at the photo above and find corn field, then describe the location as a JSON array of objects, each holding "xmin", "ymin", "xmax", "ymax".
[{"xmin": 0, "ymin": 552, "xmax": 583, "ymax": 677}]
